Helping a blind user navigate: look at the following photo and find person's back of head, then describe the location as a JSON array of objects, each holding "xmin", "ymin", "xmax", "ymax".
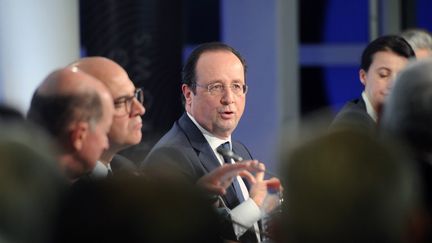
[
  {"xmin": 277, "ymin": 129, "xmax": 421, "ymax": 243},
  {"xmin": 400, "ymin": 29, "xmax": 432, "ymax": 59},
  {"xmin": 381, "ymin": 58, "xmax": 432, "ymax": 154},
  {"xmin": 0, "ymin": 122, "xmax": 65, "ymax": 243},
  {"xmin": 381, "ymin": 58, "xmax": 432, "ymax": 241}
]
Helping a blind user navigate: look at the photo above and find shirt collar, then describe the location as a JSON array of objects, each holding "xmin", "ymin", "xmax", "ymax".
[
  {"xmin": 90, "ymin": 161, "xmax": 111, "ymax": 179},
  {"xmin": 362, "ymin": 91, "xmax": 377, "ymax": 122},
  {"xmin": 187, "ymin": 112, "xmax": 231, "ymax": 163}
]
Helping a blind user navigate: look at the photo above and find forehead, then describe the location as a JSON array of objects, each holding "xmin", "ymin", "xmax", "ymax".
[
  {"xmin": 370, "ymin": 51, "xmax": 408, "ymax": 68},
  {"xmin": 104, "ymin": 72, "xmax": 136, "ymax": 98},
  {"xmin": 195, "ymin": 51, "xmax": 244, "ymax": 81}
]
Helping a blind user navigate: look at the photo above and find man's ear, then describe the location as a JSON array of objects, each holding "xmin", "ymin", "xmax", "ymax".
[
  {"xmin": 70, "ymin": 122, "xmax": 89, "ymax": 151},
  {"xmin": 359, "ymin": 69, "xmax": 367, "ymax": 86},
  {"xmin": 182, "ymin": 84, "xmax": 193, "ymax": 105}
]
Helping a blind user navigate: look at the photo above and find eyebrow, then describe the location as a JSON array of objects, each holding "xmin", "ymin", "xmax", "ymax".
[
  {"xmin": 376, "ymin": 67, "xmax": 391, "ymax": 72},
  {"xmin": 113, "ymin": 94, "xmax": 134, "ymax": 102}
]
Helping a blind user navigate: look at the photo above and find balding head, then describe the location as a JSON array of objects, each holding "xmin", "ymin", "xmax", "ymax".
[
  {"xmin": 28, "ymin": 67, "xmax": 114, "ymax": 181},
  {"xmin": 69, "ymin": 57, "xmax": 129, "ymax": 91},
  {"xmin": 69, "ymin": 57, "xmax": 145, "ymax": 158}
]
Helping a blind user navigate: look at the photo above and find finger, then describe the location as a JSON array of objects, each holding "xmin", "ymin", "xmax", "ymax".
[
  {"xmin": 255, "ymin": 162, "xmax": 266, "ymax": 181},
  {"xmin": 265, "ymin": 177, "xmax": 281, "ymax": 190},
  {"xmin": 246, "ymin": 160, "xmax": 264, "ymax": 173},
  {"xmin": 220, "ymin": 177, "xmax": 234, "ymax": 189},
  {"xmin": 238, "ymin": 170, "xmax": 256, "ymax": 184},
  {"xmin": 203, "ymin": 184, "xmax": 226, "ymax": 196},
  {"xmin": 215, "ymin": 163, "xmax": 249, "ymax": 177}
]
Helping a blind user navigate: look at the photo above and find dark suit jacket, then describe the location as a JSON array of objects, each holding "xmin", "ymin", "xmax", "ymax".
[
  {"xmin": 330, "ymin": 96, "xmax": 376, "ymax": 132},
  {"xmin": 142, "ymin": 113, "xmax": 258, "ymax": 242},
  {"xmin": 111, "ymin": 154, "xmax": 137, "ymax": 174}
]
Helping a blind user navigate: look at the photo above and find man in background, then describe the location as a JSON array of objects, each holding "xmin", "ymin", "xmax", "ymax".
[
  {"xmin": 401, "ymin": 28, "xmax": 432, "ymax": 59},
  {"xmin": 69, "ymin": 57, "xmax": 145, "ymax": 177},
  {"xmin": 27, "ymin": 67, "xmax": 114, "ymax": 182}
]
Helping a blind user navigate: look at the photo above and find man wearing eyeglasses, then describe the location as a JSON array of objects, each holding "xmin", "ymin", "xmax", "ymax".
[
  {"xmin": 69, "ymin": 57, "xmax": 146, "ymax": 178},
  {"xmin": 143, "ymin": 42, "xmax": 280, "ymax": 242}
]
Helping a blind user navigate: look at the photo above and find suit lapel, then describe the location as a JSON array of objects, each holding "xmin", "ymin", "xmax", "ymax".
[
  {"xmin": 178, "ymin": 114, "xmax": 221, "ymax": 173},
  {"xmin": 177, "ymin": 113, "xmax": 241, "ymax": 207}
]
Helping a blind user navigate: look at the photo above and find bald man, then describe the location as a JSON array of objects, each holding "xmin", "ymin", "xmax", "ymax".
[
  {"xmin": 69, "ymin": 57, "xmax": 146, "ymax": 177},
  {"xmin": 27, "ymin": 67, "xmax": 114, "ymax": 182}
]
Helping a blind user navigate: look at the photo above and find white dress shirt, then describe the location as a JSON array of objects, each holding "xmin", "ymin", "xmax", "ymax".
[
  {"xmin": 187, "ymin": 113, "xmax": 261, "ymax": 240},
  {"xmin": 90, "ymin": 161, "xmax": 112, "ymax": 179},
  {"xmin": 362, "ymin": 91, "xmax": 378, "ymax": 122}
]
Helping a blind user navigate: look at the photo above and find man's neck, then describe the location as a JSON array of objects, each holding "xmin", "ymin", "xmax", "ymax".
[
  {"xmin": 58, "ymin": 154, "xmax": 82, "ymax": 183},
  {"xmin": 100, "ymin": 150, "xmax": 116, "ymax": 165}
]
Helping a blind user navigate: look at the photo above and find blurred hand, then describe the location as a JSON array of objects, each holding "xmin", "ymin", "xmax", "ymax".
[
  {"xmin": 196, "ymin": 160, "xmax": 263, "ymax": 196},
  {"xmin": 248, "ymin": 163, "xmax": 282, "ymax": 208}
]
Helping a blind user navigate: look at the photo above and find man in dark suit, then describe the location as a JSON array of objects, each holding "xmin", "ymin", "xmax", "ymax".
[
  {"xmin": 331, "ymin": 35, "xmax": 415, "ymax": 130},
  {"xmin": 70, "ymin": 57, "xmax": 146, "ymax": 178},
  {"xmin": 143, "ymin": 42, "xmax": 280, "ymax": 242}
]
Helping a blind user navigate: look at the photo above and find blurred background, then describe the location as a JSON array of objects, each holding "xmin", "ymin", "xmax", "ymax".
[{"xmin": 0, "ymin": 0, "xmax": 430, "ymax": 172}]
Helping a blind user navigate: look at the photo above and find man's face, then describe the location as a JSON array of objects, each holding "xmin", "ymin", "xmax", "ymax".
[
  {"xmin": 80, "ymin": 92, "xmax": 114, "ymax": 171},
  {"xmin": 106, "ymin": 70, "xmax": 145, "ymax": 151},
  {"xmin": 360, "ymin": 51, "xmax": 409, "ymax": 113},
  {"xmin": 184, "ymin": 50, "xmax": 246, "ymax": 139},
  {"xmin": 415, "ymin": 48, "xmax": 432, "ymax": 59}
]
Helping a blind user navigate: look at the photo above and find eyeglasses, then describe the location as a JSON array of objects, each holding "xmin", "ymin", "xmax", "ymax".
[
  {"xmin": 113, "ymin": 88, "xmax": 144, "ymax": 116},
  {"xmin": 193, "ymin": 82, "xmax": 248, "ymax": 96}
]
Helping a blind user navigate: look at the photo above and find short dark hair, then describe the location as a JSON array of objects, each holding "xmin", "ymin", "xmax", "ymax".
[
  {"xmin": 27, "ymin": 91, "xmax": 103, "ymax": 144},
  {"xmin": 360, "ymin": 35, "xmax": 415, "ymax": 71},
  {"xmin": 182, "ymin": 42, "xmax": 247, "ymax": 94}
]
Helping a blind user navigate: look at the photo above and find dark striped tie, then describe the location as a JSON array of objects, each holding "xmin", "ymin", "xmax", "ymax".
[{"xmin": 219, "ymin": 142, "xmax": 245, "ymax": 202}]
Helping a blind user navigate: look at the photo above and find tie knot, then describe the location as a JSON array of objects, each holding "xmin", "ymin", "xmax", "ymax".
[
  {"xmin": 220, "ymin": 142, "xmax": 230, "ymax": 150},
  {"xmin": 218, "ymin": 142, "xmax": 232, "ymax": 164}
]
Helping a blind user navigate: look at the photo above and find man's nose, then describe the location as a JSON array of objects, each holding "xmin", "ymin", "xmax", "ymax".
[{"xmin": 221, "ymin": 86, "xmax": 235, "ymax": 104}]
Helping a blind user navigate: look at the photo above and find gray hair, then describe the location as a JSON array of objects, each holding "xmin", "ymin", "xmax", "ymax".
[{"xmin": 400, "ymin": 28, "xmax": 432, "ymax": 51}]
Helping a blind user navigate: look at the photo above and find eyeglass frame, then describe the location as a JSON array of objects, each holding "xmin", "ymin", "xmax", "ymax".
[
  {"xmin": 113, "ymin": 88, "xmax": 144, "ymax": 115},
  {"xmin": 192, "ymin": 82, "xmax": 248, "ymax": 96}
]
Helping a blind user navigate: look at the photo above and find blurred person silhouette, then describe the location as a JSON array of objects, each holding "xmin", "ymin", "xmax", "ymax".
[
  {"xmin": 143, "ymin": 42, "xmax": 281, "ymax": 242},
  {"xmin": 400, "ymin": 28, "xmax": 432, "ymax": 59},
  {"xmin": 27, "ymin": 67, "xmax": 114, "ymax": 183},
  {"xmin": 381, "ymin": 58, "xmax": 432, "ymax": 241},
  {"xmin": 0, "ymin": 103, "xmax": 24, "ymax": 121},
  {"xmin": 275, "ymin": 128, "xmax": 424, "ymax": 243},
  {"xmin": 53, "ymin": 174, "xmax": 224, "ymax": 243},
  {"xmin": 331, "ymin": 35, "xmax": 415, "ymax": 130},
  {"xmin": 0, "ymin": 121, "xmax": 66, "ymax": 243},
  {"xmin": 68, "ymin": 57, "xmax": 145, "ymax": 178}
]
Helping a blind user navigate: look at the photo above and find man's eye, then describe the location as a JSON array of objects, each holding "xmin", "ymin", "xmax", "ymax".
[
  {"xmin": 232, "ymin": 83, "xmax": 242, "ymax": 90},
  {"xmin": 211, "ymin": 84, "xmax": 224, "ymax": 91},
  {"xmin": 114, "ymin": 99, "xmax": 126, "ymax": 106},
  {"xmin": 114, "ymin": 103, "xmax": 123, "ymax": 109}
]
